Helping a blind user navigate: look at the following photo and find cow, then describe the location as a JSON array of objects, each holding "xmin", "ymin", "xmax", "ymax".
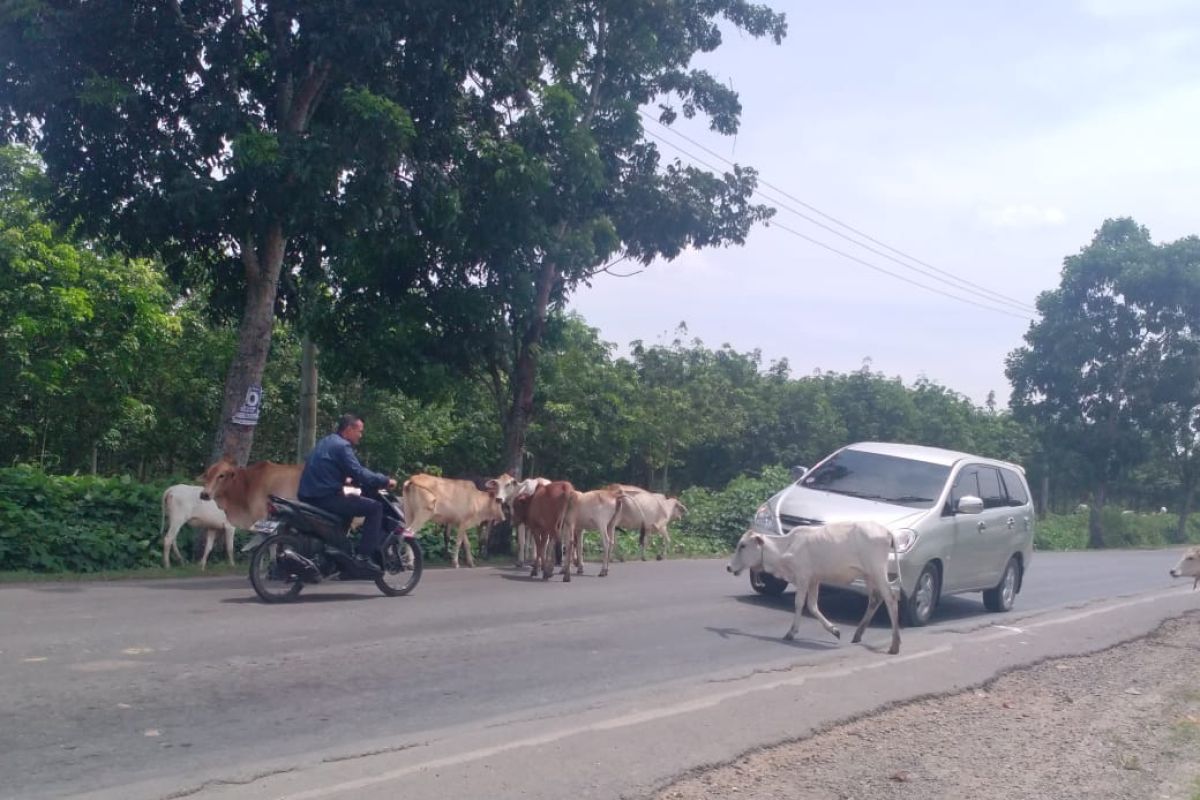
[
  {"xmin": 402, "ymin": 474, "xmax": 506, "ymax": 568},
  {"xmin": 567, "ymin": 488, "xmax": 624, "ymax": 577},
  {"xmin": 160, "ymin": 484, "xmax": 237, "ymax": 570},
  {"xmin": 525, "ymin": 481, "xmax": 577, "ymax": 581},
  {"xmin": 726, "ymin": 522, "xmax": 902, "ymax": 655},
  {"xmin": 608, "ymin": 485, "xmax": 687, "ymax": 561},
  {"xmin": 199, "ymin": 459, "xmax": 303, "ymax": 530},
  {"xmin": 1170, "ymin": 546, "xmax": 1200, "ymax": 589}
]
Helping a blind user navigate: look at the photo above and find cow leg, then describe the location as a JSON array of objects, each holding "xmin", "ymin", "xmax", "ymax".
[
  {"xmin": 656, "ymin": 526, "xmax": 670, "ymax": 560},
  {"xmin": 443, "ymin": 525, "xmax": 454, "ymax": 565},
  {"xmin": 599, "ymin": 522, "xmax": 613, "ymax": 577},
  {"xmin": 805, "ymin": 582, "xmax": 840, "ymax": 640},
  {"xmin": 463, "ymin": 524, "xmax": 475, "ymax": 568},
  {"xmin": 880, "ymin": 578, "xmax": 902, "ymax": 655},
  {"xmin": 163, "ymin": 521, "xmax": 185, "ymax": 568},
  {"xmin": 574, "ymin": 528, "xmax": 584, "ymax": 575},
  {"xmin": 542, "ymin": 536, "xmax": 554, "ymax": 581},
  {"xmin": 638, "ymin": 526, "xmax": 647, "ymax": 561},
  {"xmin": 199, "ymin": 529, "xmax": 216, "ymax": 571},
  {"xmin": 224, "ymin": 524, "xmax": 237, "ymax": 567},
  {"xmin": 852, "ymin": 589, "xmax": 883, "ymax": 645},
  {"xmin": 785, "ymin": 579, "xmax": 809, "ymax": 640}
]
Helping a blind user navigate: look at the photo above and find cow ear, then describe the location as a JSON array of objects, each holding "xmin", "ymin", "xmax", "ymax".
[
  {"xmin": 484, "ymin": 479, "xmax": 498, "ymax": 491},
  {"xmin": 752, "ymin": 533, "xmax": 765, "ymax": 545}
]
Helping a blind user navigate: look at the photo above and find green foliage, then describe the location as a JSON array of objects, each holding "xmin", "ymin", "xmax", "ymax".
[
  {"xmin": 677, "ymin": 465, "xmax": 793, "ymax": 548},
  {"xmin": 0, "ymin": 466, "xmax": 171, "ymax": 573},
  {"xmin": 1035, "ymin": 510, "xmax": 1200, "ymax": 551}
]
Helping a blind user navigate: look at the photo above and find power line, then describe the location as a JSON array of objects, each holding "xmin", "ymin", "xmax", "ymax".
[
  {"xmin": 639, "ymin": 110, "xmax": 1038, "ymax": 315},
  {"xmin": 640, "ymin": 127, "xmax": 1033, "ymax": 321}
]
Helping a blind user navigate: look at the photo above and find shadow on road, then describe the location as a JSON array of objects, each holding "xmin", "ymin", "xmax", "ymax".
[
  {"xmin": 733, "ymin": 587, "xmax": 992, "ymax": 628},
  {"xmin": 704, "ymin": 625, "xmax": 840, "ymax": 650},
  {"xmin": 219, "ymin": 592, "xmax": 376, "ymax": 604}
]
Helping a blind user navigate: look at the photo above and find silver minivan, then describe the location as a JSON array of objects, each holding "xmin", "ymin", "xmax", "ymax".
[{"xmin": 746, "ymin": 441, "xmax": 1035, "ymax": 626}]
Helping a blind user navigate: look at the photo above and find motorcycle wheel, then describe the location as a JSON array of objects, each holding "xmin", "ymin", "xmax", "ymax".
[
  {"xmin": 249, "ymin": 532, "xmax": 306, "ymax": 603},
  {"xmin": 376, "ymin": 536, "xmax": 423, "ymax": 597}
]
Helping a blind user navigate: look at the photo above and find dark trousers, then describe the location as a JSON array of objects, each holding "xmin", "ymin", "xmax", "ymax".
[{"xmin": 302, "ymin": 493, "xmax": 385, "ymax": 556}]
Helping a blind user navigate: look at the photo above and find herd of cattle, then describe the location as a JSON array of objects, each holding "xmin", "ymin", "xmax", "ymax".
[{"xmin": 160, "ymin": 459, "xmax": 687, "ymax": 581}]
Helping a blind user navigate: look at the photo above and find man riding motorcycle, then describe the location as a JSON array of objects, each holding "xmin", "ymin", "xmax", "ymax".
[{"xmin": 298, "ymin": 413, "xmax": 397, "ymax": 573}]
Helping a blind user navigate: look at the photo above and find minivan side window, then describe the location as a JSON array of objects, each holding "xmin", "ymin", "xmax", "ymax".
[
  {"xmin": 945, "ymin": 466, "xmax": 980, "ymax": 515},
  {"xmin": 977, "ymin": 467, "xmax": 1006, "ymax": 509},
  {"xmin": 999, "ymin": 468, "xmax": 1030, "ymax": 507}
]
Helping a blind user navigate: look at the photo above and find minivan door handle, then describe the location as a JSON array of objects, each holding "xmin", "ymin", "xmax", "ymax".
[
  {"xmin": 977, "ymin": 520, "xmax": 987, "ymax": 532},
  {"xmin": 1006, "ymin": 517, "xmax": 1015, "ymax": 529}
]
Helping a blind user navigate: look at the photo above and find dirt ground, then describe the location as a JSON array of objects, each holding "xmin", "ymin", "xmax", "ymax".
[{"xmin": 654, "ymin": 614, "xmax": 1200, "ymax": 800}]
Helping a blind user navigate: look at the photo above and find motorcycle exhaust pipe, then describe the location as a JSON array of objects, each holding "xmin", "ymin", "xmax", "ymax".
[{"xmin": 279, "ymin": 548, "xmax": 321, "ymax": 583}]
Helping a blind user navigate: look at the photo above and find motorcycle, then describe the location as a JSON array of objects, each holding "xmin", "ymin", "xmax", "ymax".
[{"xmin": 242, "ymin": 488, "xmax": 422, "ymax": 603}]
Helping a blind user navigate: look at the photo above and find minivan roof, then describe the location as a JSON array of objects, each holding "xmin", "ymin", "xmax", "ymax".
[{"xmin": 844, "ymin": 441, "xmax": 1025, "ymax": 472}]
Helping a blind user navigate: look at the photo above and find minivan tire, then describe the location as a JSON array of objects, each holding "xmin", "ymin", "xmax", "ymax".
[
  {"xmin": 901, "ymin": 563, "xmax": 939, "ymax": 627},
  {"xmin": 750, "ymin": 570, "xmax": 788, "ymax": 596},
  {"xmin": 983, "ymin": 557, "xmax": 1020, "ymax": 613}
]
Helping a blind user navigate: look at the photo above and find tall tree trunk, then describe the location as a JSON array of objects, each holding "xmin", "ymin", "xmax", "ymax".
[
  {"xmin": 1087, "ymin": 483, "xmax": 1107, "ymax": 549},
  {"xmin": 296, "ymin": 333, "xmax": 319, "ymax": 461},
  {"xmin": 501, "ymin": 257, "xmax": 559, "ymax": 479},
  {"xmin": 210, "ymin": 224, "xmax": 286, "ymax": 465},
  {"xmin": 90, "ymin": 442, "xmax": 98, "ymax": 476}
]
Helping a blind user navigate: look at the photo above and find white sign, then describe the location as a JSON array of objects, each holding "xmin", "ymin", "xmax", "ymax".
[{"xmin": 232, "ymin": 384, "xmax": 262, "ymax": 426}]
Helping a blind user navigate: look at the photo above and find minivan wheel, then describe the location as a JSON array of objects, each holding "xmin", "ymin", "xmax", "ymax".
[
  {"xmin": 983, "ymin": 557, "xmax": 1020, "ymax": 613},
  {"xmin": 750, "ymin": 570, "xmax": 788, "ymax": 596},
  {"xmin": 902, "ymin": 563, "xmax": 939, "ymax": 627}
]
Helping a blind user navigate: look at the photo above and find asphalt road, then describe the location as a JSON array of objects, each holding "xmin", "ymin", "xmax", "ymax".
[{"xmin": 0, "ymin": 547, "xmax": 1193, "ymax": 800}]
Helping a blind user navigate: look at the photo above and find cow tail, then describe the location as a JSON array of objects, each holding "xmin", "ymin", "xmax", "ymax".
[
  {"xmin": 888, "ymin": 530, "xmax": 902, "ymax": 595},
  {"xmin": 160, "ymin": 488, "xmax": 170, "ymax": 539}
]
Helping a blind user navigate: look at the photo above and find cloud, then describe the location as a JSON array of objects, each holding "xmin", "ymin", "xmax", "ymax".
[{"xmin": 979, "ymin": 205, "xmax": 1067, "ymax": 229}]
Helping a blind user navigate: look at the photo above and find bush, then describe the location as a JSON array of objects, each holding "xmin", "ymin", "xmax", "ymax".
[
  {"xmin": 0, "ymin": 466, "xmax": 174, "ymax": 572},
  {"xmin": 677, "ymin": 465, "xmax": 792, "ymax": 550},
  {"xmin": 1035, "ymin": 508, "xmax": 1200, "ymax": 551},
  {"xmin": 1035, "ymin": 514, "xmax": 1088, "ymax": 551}
]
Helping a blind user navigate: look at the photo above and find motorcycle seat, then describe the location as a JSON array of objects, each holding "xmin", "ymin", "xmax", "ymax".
[{"xmin": 270, "ymin": 495, "xmax": 347, "ymax": 528}]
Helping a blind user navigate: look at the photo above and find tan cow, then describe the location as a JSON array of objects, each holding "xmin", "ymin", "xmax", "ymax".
[
  {"xmin": 525, "ymin": 481, "xmax": 577, "ymax": 581},
  {"xmin": 607, "ymin": 485, "xmax": 687, "ymax": 561},
  {"xmin": 199, "ymin": 460, "xmax": 302, "ymax": 530},
  {"xmin": 1170, "ymin": 546, "xmax": 1200, "ymax": 588},
  {"xmin": 402, "ymin": 474, "xmax": 506, "ymax": 568},
  {"xmin": 567, "ymin": 488, "xmax": 624, "ymax": 577}
]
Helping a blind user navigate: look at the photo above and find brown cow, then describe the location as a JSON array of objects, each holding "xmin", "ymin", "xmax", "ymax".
[
  {"xmin": 199, "ymin": 460, "xmax": 303, "ymax": 530},
  {"xmin": 402, "ymin": 474, "xmax": 506, "ymax": 568},
  {"xmin": 525, "ymin": 481, "xmax": 577, "ymax": 582}
]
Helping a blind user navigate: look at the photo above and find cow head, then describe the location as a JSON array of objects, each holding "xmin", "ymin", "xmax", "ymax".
[
  {"xmin": 479, "ymin": 481, "xmax": 507, "ymax": 523},
  {"xmin": 199, "ymin": 459, "xmax": 238, "ymax": 503},
  {"xmin": 485, "ymin": 473, "xmax": 516, "ymax": 503},
  {"xmin": 1169, "ymin": 546, "xmax": 1200, "ymax": 589},
  {"xmin": 668, "ymin": 498, "xmax": 688, "ymax": 522},
  {"xmin": 726, "ymin": 530, "xmax": 766, "ymax": 576}
]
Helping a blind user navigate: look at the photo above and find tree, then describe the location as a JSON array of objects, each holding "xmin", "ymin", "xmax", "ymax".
[
  {"xmin": 0, "ymin": 2, "xmax": 505, "ymax": 463},
  {"xmin": 0, "ymin": 147, "xmax": 173, "ymax": 472},
  {"xmin": 1007, "ymin": 219, "xmax": 1171, "ymax": 546},
  {"xmin": 383, "ymin": 0, "xmax": 786, "ymax": 483}
]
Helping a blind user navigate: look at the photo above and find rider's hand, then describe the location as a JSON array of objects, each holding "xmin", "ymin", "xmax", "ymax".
[{"xmin": 387, "ymin": 477, "xmax": 398, "ymax": 490}]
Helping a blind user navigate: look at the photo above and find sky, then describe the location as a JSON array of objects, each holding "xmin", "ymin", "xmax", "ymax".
[{"xmin": 570, "ymin": 0, "xmax": 1200, "ymax": 406}]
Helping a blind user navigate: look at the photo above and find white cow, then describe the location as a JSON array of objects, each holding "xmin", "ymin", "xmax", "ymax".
[
  {"xmin": 160, "ymin": 484, "xmax": 237, "ymax": 570},
  {"xmin": 726, "ymin": 522, "xmax": 901, "ymax": 655},
  {"xmin": 1170, "ymin": 546, "xmax": 1200, "ymax": 588},
  {"xmin": 608, "ymin": 485, "xmax": 686, "ymax": 560},
  {"xmin": 566, "ymin": 488, "xmax": 624, "ymax": 577}
]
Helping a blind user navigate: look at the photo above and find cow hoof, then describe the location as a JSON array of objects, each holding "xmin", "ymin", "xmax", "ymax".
[
  {"xmin": 832, "ymin": 628, "xmax": 841, "ymax": 640},
  {"xmin": 656, "ymin": 554, "xmax": 663, "ymax": 561},
  {"xmin": 851, "ymin": 633, "xmax": 863, "ymax": 644},
  {"xmin": 563, "ymin": 575, "xmax": 571, "ymax": 583},
  {"xmin": 575, "ymin": 566, "xmax": 583, "ymax": 575},
  {"xmin": 783, "ymin": 631, "xmax": 796, "ymax": 641},
  {"xmin": 888, "ymin": 645, "xmax": 901, "ymax": 655},
  {"xmin": 599, "ymin": 569, "xmax": 608, "ymax": 577}
]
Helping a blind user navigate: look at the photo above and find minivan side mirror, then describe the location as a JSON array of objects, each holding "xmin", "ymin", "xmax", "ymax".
[
  {"xmin": 955, "ymin": 495, "xmax": 984, "ymax": 515},
  {"xmin": 789, "ymin": 465, "xmax": 808, "ymax": 481}
]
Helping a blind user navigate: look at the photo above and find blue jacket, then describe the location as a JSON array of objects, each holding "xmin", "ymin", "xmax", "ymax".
[{"xmin": 299, "ymin": 433, "xmax": 389, "ymax": 500}]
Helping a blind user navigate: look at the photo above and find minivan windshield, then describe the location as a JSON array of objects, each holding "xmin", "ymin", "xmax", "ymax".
[{"xmin": 799, "ymin": 449, "xmax": 951, "ymax": 509}]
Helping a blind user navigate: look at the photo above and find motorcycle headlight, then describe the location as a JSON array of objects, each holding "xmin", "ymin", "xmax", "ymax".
[
  {"xmin": 892, "ymin": 527, "xmax": 918, "ymax": 555},
  {"xmin": 751, "ymin": 503, "xmax": 777, "ymax": 534}
]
